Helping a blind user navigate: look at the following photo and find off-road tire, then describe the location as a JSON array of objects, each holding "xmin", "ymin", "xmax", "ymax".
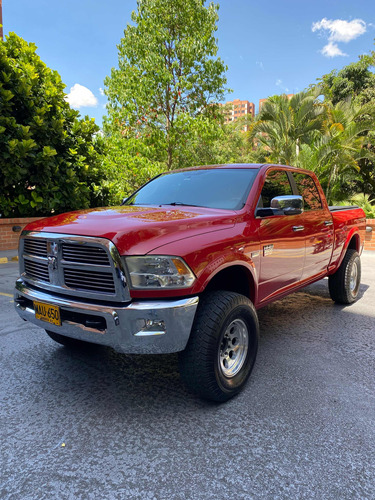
[
  {"xmin": 328, "ymin": 249, "xmax": 361, "ymax": 304},
  {"xmin": 179, "ymin": 291, "xmax": 259, "ymax": 402}
]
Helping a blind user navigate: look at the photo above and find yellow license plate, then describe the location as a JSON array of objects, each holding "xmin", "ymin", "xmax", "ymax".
[{"xmin": 34, "ymin": 301, "xmax": 61, "ymax": 326}]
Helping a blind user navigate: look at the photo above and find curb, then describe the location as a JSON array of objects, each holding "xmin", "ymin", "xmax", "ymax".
[{"xmin": 0, "ymin": 256, "xmax": 18, "ymax": 264}]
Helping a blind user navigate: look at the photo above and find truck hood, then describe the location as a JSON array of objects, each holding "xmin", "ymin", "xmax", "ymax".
[{"xmin": 25, "ymin": 205, "xmax": 236, "ymax": 255}]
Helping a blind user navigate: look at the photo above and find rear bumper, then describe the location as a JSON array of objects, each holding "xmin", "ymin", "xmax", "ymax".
[{"xmin": 14, "ymin": 278, "xmax": 199, "ymax": 354}]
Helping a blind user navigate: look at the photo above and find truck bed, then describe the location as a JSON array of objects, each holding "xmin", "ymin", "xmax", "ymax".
[{"xmin": 329, "ymin": 205, "xmax": 359, "ymax": 212}]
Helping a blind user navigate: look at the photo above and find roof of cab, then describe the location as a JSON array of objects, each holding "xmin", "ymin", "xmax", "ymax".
[{"xmin": 169, "ymin": 163, "xmax": 265, "ymax": 173}]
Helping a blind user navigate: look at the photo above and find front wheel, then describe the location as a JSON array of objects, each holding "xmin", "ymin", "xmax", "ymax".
[
  {"xmin": 179, "ymin": 291, "xmax": 259, "ymax": 402},
  {"xmin": 328, "ymin": 249, "xmax": 361, "ymax": 304}
]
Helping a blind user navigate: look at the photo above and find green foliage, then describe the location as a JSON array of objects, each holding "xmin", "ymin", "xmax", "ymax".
[
  {"xmin": 104, "ymin": 0, "xmax": 229, "ymax": 171},
  {"xmin": 334, "ymin": 194, "xmax": 375, "ymax": 218},
  {"xmin": 312, "ymin": 51, "xmax": 375, "ymax": 202},
  {"xmin": 296, "ymin": 98, "xmax": 375, "ymax": 203},
  {"xmin": 249, "ymin": 48, "xmax": 375, "ymax": 205},
  {"xmin": 101, "ymin": 133, "xmax": 165, "ymax": 204},
  {"xmin": 315, "ymin": 53, "xmax": 375, "ymax": 105},
  {"xmin": 251, "ymin": 90, "xmax": 325, "ymax": 165},
  {"xmin": 0, "ymin": 33, "xmax": 108, "ymax": 218}
]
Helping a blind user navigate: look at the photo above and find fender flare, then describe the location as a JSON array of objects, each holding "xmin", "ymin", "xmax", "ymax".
[
  {"xmin": 330, "ymin": 228, "xmax": 361, "ymax": 274},
  {"xmin": 195, "ymin": 257, "xmax": 258, "ymax": 304}
]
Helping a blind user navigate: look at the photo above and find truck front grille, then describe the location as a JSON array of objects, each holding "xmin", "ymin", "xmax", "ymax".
[
  {"xmin": 64, "ymin": 268, "xmax": 116, "ymax": 294},
  {"xmin": 62, "ymin": 243, "xmax": 110, "ymax": 266},
  {"xmin": 20, "ymin": 233, "xmax": 129, "ymax": 302},
  {"xmin": 24, "ymin": 259, "xmax": 50, "ymax": 282},
  {"xmin": 24, "ymin": 238, "xmax": 47, "ymax": 257}
]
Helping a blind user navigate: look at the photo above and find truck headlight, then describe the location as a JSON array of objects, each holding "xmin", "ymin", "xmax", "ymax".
[{"xmin": 124, "ymin": 256, "xmax": 196, "ymax": 289}]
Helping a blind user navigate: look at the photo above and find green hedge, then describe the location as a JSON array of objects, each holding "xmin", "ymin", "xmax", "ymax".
[{"xmin": 0, "ymin": 33, "xmax": 109, "ymax": 218}]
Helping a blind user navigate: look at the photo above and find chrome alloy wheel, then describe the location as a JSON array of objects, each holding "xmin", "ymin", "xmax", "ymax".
[
  {"xmin": 350, "ymin": 261, "xmax": 359, "ymax": 293},
  {"xmin": 219, "ymin": 318, "xmax": 249, "ymax": 378}
]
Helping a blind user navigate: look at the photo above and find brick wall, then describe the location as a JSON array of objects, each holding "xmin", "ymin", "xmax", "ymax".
[
  {"xmin": 1, "ymin": 216, "xmax": 375, "ymax": 252},
  {"xmin": 0, "ymin": 218, "xmax": 41, "ymax": 251},
  {"xmin": 364, "ymin": 219, "xmax": 375, "ymax": 251}
]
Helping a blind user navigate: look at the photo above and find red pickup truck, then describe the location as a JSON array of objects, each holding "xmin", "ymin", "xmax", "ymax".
[{"xmin": 14, "ymin": 164, "xmax": 366, "ymax": 401}]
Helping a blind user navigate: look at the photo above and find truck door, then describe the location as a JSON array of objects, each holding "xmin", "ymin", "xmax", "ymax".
[
  {"xmin": 291, "ymin": 172, "xmax": 334, "ymax": 280},
  {"xmin": 257, "ymin": 169, "xmax": 305, "ymax": 304}
]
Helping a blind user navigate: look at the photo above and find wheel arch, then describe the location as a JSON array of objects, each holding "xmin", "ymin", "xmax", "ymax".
[
  {"xmin": 347, "ymin": 232, "xmax": 360, "ymax": 252},
  {"xmin": 203, "ymin": 264, "xmax": 257, "ymax": 304},
  {"xmin": 329, "ymin": 229, "xmax": 361, "ymax": 276}
]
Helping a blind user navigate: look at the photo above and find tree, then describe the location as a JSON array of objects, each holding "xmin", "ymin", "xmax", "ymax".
[
  {"xmin": 314, "ymin": 52, "xmax": 375, "ymax": 200},
  {"xmin": 297, "ymin": 98, "xmax": 375, "ymax": 203},
  {"xmin": 316, "ymin": 53, "xmax": 375, "ymax": 105},
  {"xmin": 251, "ymin": 90, "xmax": 325, "ymax": 165},
  {"xmin": 104, "ymin": 0, "xmax": 229, "ymax": 170},
  {"xmin": 101, "ymin": 133, "xmax": 165, "ymax": 203},
  {"xmin": 0, "ymin": 33, "xmax": 108, "ymax": 218}
]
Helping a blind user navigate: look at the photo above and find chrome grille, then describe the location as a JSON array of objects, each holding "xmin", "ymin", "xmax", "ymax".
[
  {"xmin": 20, "ymin": 232, "xmax": 130, "ymax": 302},
  {"xmin": 64, "ymin": 268, "xmax": 116, "ymax": 294},
  {"xmin": 62, "ymin": 243, "xmax": 110, "ymax": 266},
  {"xmin": 24, "ymin": 238, "xmax": 47, "ymax": 257},
  {"xmin": 24, "ymin": 259, "xmax": 50, "ymax": 282}
]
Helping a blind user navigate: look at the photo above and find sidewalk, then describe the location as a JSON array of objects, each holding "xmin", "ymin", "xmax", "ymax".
[{"xmin": 0, "ymin": 249, "xmax": 18, "ymax": 264}]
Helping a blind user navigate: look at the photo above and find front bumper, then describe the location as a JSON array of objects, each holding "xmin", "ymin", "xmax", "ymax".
[{"xmin": 14, "ymin": 278, "xmax": 199, "ymax": 354}]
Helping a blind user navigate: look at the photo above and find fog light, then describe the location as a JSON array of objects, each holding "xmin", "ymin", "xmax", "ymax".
[{"xmin": 134, "ymin": 319, "xmax": 166, "ymax": 336}]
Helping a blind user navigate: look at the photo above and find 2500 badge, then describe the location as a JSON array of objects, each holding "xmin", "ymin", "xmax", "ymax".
[{"xmin": 34, "ymin": 301, "xmax": 61, "ymax": 326}]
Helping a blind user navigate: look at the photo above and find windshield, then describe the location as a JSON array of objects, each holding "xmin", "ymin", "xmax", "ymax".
[{"xmin": 124, "ymin": 168, "xmax": 258, "ymax": 210}]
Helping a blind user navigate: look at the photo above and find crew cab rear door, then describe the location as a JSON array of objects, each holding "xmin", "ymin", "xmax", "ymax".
[
  {"xmin": 290, "ymin": 171, "xmax": 334, "ymax": 281},
  {"xmin": 256, "ymin": 169, "xmax": 305, "ymax": 303}
]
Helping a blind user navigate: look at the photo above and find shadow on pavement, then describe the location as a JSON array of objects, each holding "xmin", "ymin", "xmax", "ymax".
[{"xmin": 36, "ymin": 278, "xmax": 372, "ymax": 413}]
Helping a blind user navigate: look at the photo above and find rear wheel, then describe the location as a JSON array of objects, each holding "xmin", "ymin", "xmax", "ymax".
[
  {"xmin": 179, "ymin": 291, "xmax": 259, "ymax": 402},
  {"xmin": 328, "ymin": 249, "xmax": 361, "ymax": 304}
]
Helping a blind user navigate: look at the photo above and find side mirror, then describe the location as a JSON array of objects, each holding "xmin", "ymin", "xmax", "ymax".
[{"xmin": 270, "ymin": 195, "xmax": 304, "ymax": 215}]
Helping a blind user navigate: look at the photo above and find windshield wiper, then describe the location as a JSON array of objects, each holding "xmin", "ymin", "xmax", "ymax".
[{"xmin": 166, "ymin": 202, "xmax": 204, "ymax": 208}]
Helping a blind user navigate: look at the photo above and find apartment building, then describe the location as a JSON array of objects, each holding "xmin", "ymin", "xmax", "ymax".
[{"xmin": 220, "ymin": 99, "xmax": 255, "ymax": 130}]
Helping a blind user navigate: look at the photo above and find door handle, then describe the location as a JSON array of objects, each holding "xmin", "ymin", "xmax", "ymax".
[
  {"xmin": 292, "ymin": 226, "xmax": 304, "ymax": 232},
  {"xmin": 324, "ymin": 220, "xmax": 333, "ymax": 226}
]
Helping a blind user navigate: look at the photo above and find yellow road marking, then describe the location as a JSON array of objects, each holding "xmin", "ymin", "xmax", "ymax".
[{"xmin": 0, "ymin": 292, "xmax": 13, "ymax": 298}]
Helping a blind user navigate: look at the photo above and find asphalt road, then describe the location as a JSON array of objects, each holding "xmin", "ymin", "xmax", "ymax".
[{"xmin": 1, "ymin": 253, "xmax": 374, "ymax": 500}]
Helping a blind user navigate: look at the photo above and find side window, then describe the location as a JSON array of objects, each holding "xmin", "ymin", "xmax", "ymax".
[
  {"xmin": 293, "ymin": 173, "xmax": 322, "ymax": 211},
  {"xmin": 259, "ymin": 170, "xmax": 293, "ymax": 208}
]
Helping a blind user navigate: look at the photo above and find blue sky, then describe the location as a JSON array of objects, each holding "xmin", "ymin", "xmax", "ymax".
[{"xmin": 4, "ymin": 0, "xmax": 375, "ymax": 126}]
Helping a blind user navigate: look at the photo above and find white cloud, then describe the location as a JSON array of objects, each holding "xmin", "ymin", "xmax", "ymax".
[
  {"xmin": 275, "ymin": 79, "xmax": 289, "ymax": 92},
  {"xmin": 66, "ymin": 84, "xmax": 98, "ymax": 108},
  {"xmin": 312, "ymin": 18, "xmax": 366, "ymax": 42},
  {"xmin": 99, "ymin": 87, "xmax": 105, "ymax": 96},
  {"xmin": 256, "ymin": 61, "xmax": 264, "ymax": 70},
  {"xmin": 312, "ymin": 18, "xmax": 366, "ymax": 57},
  {"xmin": 321, "ymin": 42, "xmax": 348, "ymax": 57}
]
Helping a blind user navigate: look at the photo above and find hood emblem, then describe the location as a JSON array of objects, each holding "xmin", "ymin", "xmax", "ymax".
[
  {"xmin": 47, "ymin": 241, "xmax": 59, "ymax": 284},
  {"xmin": 48, "ymin": 256, "xmax": 58, "ymax": 270},
  {"xmin": 50, "ymin": 241, "xmax": 58, "ymax": 256}
]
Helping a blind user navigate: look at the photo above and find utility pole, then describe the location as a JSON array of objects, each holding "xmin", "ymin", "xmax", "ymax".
[{"xmin": 0, "ymin": 0, "xmax": 3, "ymax": 41}]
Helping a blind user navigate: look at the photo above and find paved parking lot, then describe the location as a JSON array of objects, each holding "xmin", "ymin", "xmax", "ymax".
[{"xmin": 1, "ymin": 252, "xmax": 374, "ymax": 499}]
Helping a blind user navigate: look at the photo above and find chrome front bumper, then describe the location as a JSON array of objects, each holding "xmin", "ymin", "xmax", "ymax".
[{"xmin": 14, "ymin": 278, "xmax": 199, "ymax": 354}]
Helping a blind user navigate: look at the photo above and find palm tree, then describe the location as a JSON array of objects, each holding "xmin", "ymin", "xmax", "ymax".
[
  {"xmin": 297, "ymin": 98, "xmax": 375, "ymax": 203},
  {"xmin": 250, "ymin": 89, "xmax": 325, "ymax": 165}
]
